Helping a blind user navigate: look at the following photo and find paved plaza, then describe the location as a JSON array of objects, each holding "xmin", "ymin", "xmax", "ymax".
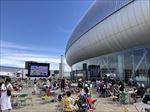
[{"xmin": 11, "ymin": 87, "xmax": 137, "ymax": 112}]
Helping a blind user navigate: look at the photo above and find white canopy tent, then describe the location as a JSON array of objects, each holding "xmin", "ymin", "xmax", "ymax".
[{"xmin": 0, "ymin": 71, "xmax": 16, "ymax": 78}]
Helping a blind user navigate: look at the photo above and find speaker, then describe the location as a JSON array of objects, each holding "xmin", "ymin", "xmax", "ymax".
[
  {"xmin": 54, "ymin": 70, "xmax": 59, "ymax": 74},
  {"xmin": 25, "ymin": 61, "xmax": 37, "ymax": 69},
  {"xmin": 83, "ymin": 63, "xmax": 87, "ymax": 70}
]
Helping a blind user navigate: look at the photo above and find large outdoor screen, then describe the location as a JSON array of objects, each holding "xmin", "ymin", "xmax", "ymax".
[{"xmin": 28, "ymin": 62, "xmax": 50, "ymax": 77}]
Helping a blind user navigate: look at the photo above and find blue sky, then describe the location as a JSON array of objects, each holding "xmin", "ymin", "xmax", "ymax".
[{"xmin": 0, "ymin": 0, "xmax": 93, "ymax": 71}]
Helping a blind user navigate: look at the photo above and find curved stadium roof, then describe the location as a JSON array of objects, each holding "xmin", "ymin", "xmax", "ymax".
[
  {"xmin": 66, "ymin": 0, "xmax": 134, "ymax": 51},
  {"xmin": 65, "ymin": 0, "xmax": 150, "ymax": 66}
]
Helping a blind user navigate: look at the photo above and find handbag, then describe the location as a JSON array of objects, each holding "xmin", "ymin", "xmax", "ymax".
[{"xmin": 7, "ymin": 90, "xmax": 11, "ymax": 96}]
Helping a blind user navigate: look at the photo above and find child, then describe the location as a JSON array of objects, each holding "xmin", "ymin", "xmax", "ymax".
[{"xmin": 63, "ymin": 91, "xmax": 76, "ymax": 112}]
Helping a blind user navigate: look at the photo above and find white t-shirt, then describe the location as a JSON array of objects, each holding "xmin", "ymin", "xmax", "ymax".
[
  {"xmin": 80, "ymin": 89, "xmax": 85, "ymax": 96},
  {"xmin": 7, "ymin": 83, "xmax": 13, "ymax": 91},
  {"xmin": 1, "ymin": 83, "xmax": 7, "ymax": 91}
]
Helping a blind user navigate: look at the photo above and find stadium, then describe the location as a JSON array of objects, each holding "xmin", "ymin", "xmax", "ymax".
[{"xmin": 65, "ymin": 0, "xmax": 150, "ymax": 86}]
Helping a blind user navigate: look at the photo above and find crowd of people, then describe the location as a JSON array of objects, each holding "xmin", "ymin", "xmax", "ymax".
[
  {"xmin": 0, "ymin": 76, "xmax": 150, "ymax": 112},
  {"xmin": 96, "ymin": 78, "xmax": 150, "ymax": 100},
  {"xmin": 95, "ymin": 77, "xmax": 150, "ymax": 111},
  {"xmin": 32, "ymin": 78, "xmax": 95, "ymax": 112},
  {"xmin": 55, "ymin": 79, "xmax": 96, "ymax": 112},
  {"xmin": 32, "ymin": 77, "xmax": 150, "ymax": 112}
]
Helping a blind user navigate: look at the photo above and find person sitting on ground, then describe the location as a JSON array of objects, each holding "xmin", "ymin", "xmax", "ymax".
[
  {"xmin": 83, "ymin": 87, "xmax": 90, "ymax": 98},
  {"xmin": 83, "ymin": 87, "xmax": 94, "ymax": 109},
  {"xmin": 142, "ymin": 89, "xmax": 150, "ymax": 105},
  {"xmin": 131, "ymin": 85, "xmax": 145, "ymax": 103},
  {"xmin": 142, "ymin": 89, "xmax": 150, "ymax": 112},
  {"xmin": 77, "ymin": 79, "xmax": 83, "ymax": 90},
  {"xmin": 99, "ymin": 81, "xmax": 107, "ymax": 97},
  {"xmin": 131, "ymin": 86, "xmax": 138, "ymax": 103},
  {"xmin": 74, "ymin": 84, "xmax": 86, "ymax": 112},
  {"xmin": 56, "ymin": 93, "xmax": 65, "ymax": 111},
  {"xmin": 138, "ymin": 86, "xmax": 146, "ymax": 98},
  {"xmin": 63, "ymin": 91, "xmax": 76, "ymax": 112},
  {"xmin": 118, "ymin": 81, "xmax": 125, "ymax": 92}
]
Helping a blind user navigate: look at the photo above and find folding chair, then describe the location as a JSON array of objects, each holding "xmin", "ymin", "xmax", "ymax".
[
  {"xmin": 55, "ymin": 104, "xmax": 64, "ymax": 112},
  {"xmin": 86, "ymin": 98, "xmax": 99, "ymax": 112},
  {"xmin": 119, "ymin": 91, "xmax": 128, "ymax": 105},
  {"xmin": 17, "ymin": 93, "xmax": 28, "ymax": 107},
  {"xmin": 134, "ymin": 102, "xmax": 150, "ymax": 112}
]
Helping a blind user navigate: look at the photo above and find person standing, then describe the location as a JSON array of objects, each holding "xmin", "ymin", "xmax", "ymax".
[
  {"xmin": 6, "ymin": 78, "xmax": 13, "ymax": 112},
  {"xmin": 0, "ymin": 78, "xmax": 13, "ymax": 112},
  {"xmin": 61, "ymin": 77, "xmax": 65, "ymax": 92},
  {"xmin": 0, "ymin": 77, "xmax": 5, "ymax": 112}
]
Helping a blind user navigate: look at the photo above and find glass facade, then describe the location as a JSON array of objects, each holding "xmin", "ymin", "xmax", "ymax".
[{"xmin": 71, "ymin": 45, "xmax": 150, "ymax": 87}]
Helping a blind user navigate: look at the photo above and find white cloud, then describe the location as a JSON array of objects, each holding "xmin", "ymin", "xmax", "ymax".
[
  {"xmin": 58, "ymin": 27, "xmax": 73, "ymax": 34},
  {"xmin": 0, "ymin": 40, "xmax": 62, "ymax": 53},
  {"xmin": 0, "ymin": 40, "xmax": 71, "ymax": 72},
  {"xmin": 0, "ymin": 58, "xmax": 24, "ymax": 67}
]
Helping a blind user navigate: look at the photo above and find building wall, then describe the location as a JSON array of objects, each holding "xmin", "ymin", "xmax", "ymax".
[
  {"xmin": 71, "ymin": 45, "xmax": 150, "ymax": 87},
  {"xmin": 66, "ymin": 0, "xmax": 150, "ymax": 86}
]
